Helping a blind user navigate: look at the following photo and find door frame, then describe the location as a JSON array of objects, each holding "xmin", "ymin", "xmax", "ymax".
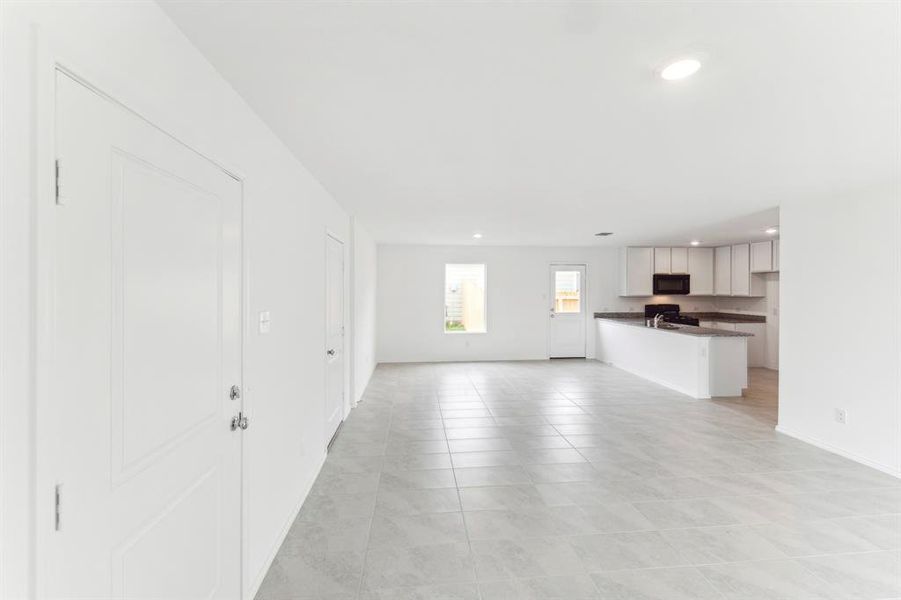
[
  {"xmin": 32, "ymin": 44, "xmax": 248, "ymax": 598},
  {"xmin": 547, "ymin": 263, "xmax": 588, "ymax": 359},
  {"xmin": 324, "ymin": 229, "xmax": 350, "ymax": 444}
]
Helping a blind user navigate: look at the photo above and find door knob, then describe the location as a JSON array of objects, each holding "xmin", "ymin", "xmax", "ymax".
[
  {"xmin": 327, "ymin": 349, "xmax": 336, "ymax": 356},
  {"xmin": 229, "ymin": 385, "xmax": 241, "ymax": 401},
  {"xmin": 230, "ymin": 412, "xmax": 249, "ymax": 431}
]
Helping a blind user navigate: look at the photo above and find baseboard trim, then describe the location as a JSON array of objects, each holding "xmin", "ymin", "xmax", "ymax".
[
  {"xmin": 244, "ymin": 449, "xmax": 328, "ymax": 599},
  {"xmin": 775, "ymin": 425, "xmax": 901, "ymax": 479}
]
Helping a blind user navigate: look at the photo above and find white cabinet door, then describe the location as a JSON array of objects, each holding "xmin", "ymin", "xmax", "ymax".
[
  {"xmin": 731, "ymin": 244, "xmax": 751, "ymax": 296},
  {"xmin": 620, "ymin": 247, "xmax": 653, "ymax": 296},
  {"xmin": 735, "ymin": 322, "xmax": 766, "ymax": 367},
  {"xmin": 714, "ymin": 246, "xmax": 732, "ymax": 296},
  {"xmin": 654, "ymin": 247, "xmax": 671, "ymax": 274},
  {"xmin": 671, "ymin": 248, "xmax": 689, "ymax": 273},
  {"xmin": 751, "ymin": 241, "xmax": 773, "ymax": 273},
  {"xmin": 688, "ymin": 247, "xmax": 714, "ymax": 295},
  {"xmin": 772, "ymin": 239, "xmax": 780, "ymax": 271}
]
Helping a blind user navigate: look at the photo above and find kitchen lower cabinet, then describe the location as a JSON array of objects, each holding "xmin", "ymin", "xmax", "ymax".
[
  {"xmin": 735, "ymin": 322, "xmax": 766, "ymax": 367},
  {"xmin": 700, "ymin": 321, "xmax": 766, "ymax": 368}
]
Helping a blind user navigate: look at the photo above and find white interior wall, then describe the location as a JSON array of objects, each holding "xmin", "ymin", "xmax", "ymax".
[
  {"xmin": 376, "ymin": 245, "xmax": 719, "ymax": 363},
  {"xmin": 778, "ymin": 187, "xmax": 900, "ymax": 476},
  {"xmin": 353, "ymin": 222, "xmax": 378, "ymax": 401},
  {"xmin": 0, "ymin": 2, "xmax": 375, "ymax": 597}
]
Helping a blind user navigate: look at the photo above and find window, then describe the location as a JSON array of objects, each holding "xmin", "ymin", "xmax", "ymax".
[
  {"xmin": 554, "ymin": 270, "xmax": 582, "ymax": 313},
  {"xmin": 444, "ymin": 264, "xmax": 486, "ymax": 333}
]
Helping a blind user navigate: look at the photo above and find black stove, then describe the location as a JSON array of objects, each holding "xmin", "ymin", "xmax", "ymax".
[{"xmin": 644, "ymin": 304, "xmax": 700, "ymax": 327}]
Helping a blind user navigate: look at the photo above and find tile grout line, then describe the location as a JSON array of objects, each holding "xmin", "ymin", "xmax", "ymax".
[
  {"xmin": 295, "ymin": 363, "xmax": 897, "ymax": 599},
  {"xmin": 352, "ymin": 391, "xmax": 394, "ymax": 600}
]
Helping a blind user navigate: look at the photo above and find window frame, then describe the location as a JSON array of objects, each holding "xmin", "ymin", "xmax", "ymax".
[
  {"xmin": 443, "ymin": 263, "xmax": 488, "ymax": 334},
  {"xmin": 552, "ymin": 268, "xmax": 583, "ymax": 314}
]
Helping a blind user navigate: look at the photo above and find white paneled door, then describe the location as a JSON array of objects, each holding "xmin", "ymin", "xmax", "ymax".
[
  {"xmin": 325, "ymin": 234, "xmax": 346, "ymax": 443},
  {"xmin": 45, "ymin": 73, "xmax": 242, "ymax": 598},
  {"xmin": 549, "ymin": 264, "xmax": 587, "ymax": 358}
]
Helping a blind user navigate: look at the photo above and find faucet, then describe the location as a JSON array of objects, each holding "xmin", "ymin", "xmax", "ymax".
[{"xmin": 653, "ymin": 313, "xmax": 666, "ymax": 328}]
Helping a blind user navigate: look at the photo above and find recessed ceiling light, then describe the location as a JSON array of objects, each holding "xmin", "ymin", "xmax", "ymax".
[
  {"xmin": 765, "ymin": 227, "xmax": 778, "ymax": 235},
  {"xmin": 594, "ymin": 232, "xmax": 614, "ymax": 237},
  {"xmin": 660, "ymin": 58, "xmax": 701, "ymax": 81},
  {"xmin": 690, "ymin": 240, "xmax": 701, "ymax": 246},
  {"xmin": 472, "ymin": 233, "xmax": 483, "ymax": 239}
]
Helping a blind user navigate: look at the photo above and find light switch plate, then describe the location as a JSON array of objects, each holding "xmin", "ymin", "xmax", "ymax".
[{"xmin": 259, "ymin": 311, "xmax": 271, "ymax": 334}]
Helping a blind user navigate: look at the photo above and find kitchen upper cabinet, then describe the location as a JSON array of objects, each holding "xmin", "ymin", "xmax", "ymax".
[
  {"xmin": 772, "ymin": 239, "xmax": 780, "ymax": 271},
  {"xmin": 654, "ymin": 247, "xmax": 689, "ymax": 274},
  {"xmin": 654, "ymin": 247, "xmax": 672, "ymax": 274},
  {"xmin": 687, "ymin": 247, "xmax": 714, "ymax": 295},
  {"xmin": 620, "ymin": 242, "xmax": 769, "ymax": 297},
  {"xmin": 731, "ymin": 244, "xmax": 751, "ymax": 295},
  {"xmin": 714, "ymin": 246, "xmax": 732, "ymax": 296},
  {"xmin": 751, "ymin": 241, "xmax": 774, "ymax": 273},
  {"xmin": 620, "ymin": 247, "xmax": 653, "ymax": 296},
  {"xmin": 671, "ymin": 247, "xmax": 689, "ymax": 273},
  {"xmin": 732, "ymin": 243, "xmax": 766, "ymax": 297}
]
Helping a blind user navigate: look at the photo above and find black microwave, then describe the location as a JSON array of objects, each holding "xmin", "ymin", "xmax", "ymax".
[{"xmin": 653, "ymin": 273, "xmax": 690, "ymax": 295}]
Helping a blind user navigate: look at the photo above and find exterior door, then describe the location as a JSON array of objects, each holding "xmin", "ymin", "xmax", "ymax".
[
  {"xmin": 45, "ymin": 72, "xmax": 242, "ymax": 598},
  {"xmin": 325, "ymin": 234, "xmax": 345, "ymax": 443},
  {"xmin": 549, "ymin": 264, "xmax": 587, "ymax": 358}
]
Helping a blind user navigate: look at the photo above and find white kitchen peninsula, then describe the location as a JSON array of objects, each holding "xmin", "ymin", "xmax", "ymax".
[{"xmin": 595, "ymin": 317, "xmax": 752, "ymax": 398}]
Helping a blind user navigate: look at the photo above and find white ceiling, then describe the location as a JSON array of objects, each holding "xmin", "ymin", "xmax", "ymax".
[{"xmin": 161, "ymin": 1, "xmax": 899, "ymax": 246}]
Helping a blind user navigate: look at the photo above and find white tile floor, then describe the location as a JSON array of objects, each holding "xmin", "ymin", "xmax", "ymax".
[{"xmin": 256, "ymin": 360, "xmax": 901, "ymax": 600}]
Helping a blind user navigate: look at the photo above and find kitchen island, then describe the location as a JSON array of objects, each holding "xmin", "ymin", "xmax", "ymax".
[{"xmin": 595, "ymin": 316, "xmax": 753, "ymax": 399}]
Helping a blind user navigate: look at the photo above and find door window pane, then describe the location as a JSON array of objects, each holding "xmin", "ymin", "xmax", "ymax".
[
  {"xmin": 445, "ymin": 264, "xmax": 486, "ymax": 333},
  {"xmin": 554, "ymin": 270, "xmax": 581, "ymax": 313}
]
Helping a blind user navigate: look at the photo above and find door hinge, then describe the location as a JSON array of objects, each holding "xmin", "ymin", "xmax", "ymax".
[
  {"xmin": 54, "ymin": 484, "xmax": 62, "ymax": 531},
  {"xmin": 55, "ymin": 158, "xmax": 65, "ymax": 205}
]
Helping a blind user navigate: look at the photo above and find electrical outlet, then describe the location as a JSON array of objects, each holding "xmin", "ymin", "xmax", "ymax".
[{"xmin": 834, "ymin": 408, "xmax": 847, "ymax": 424}]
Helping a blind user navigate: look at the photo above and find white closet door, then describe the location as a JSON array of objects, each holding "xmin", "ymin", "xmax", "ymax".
[
  {"xmin": 325, "ymin": 234, "xmax": 346, "ymax": 442},
  {"xmin": 46, "ymin": 72, "xmax": 243, "ymax": 599}
]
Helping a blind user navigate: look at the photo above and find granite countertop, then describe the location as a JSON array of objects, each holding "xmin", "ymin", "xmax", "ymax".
[
  {"xmin": 686, "ymin": 312, "xmax": 766, "ymax": 323},
  {"xmin": 593, "ymin": 311, "xmax": 765, "ymax": 323},
  {"xmin": 594, "ymin": 316, "xmax": 754, "ymax": 338}
]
